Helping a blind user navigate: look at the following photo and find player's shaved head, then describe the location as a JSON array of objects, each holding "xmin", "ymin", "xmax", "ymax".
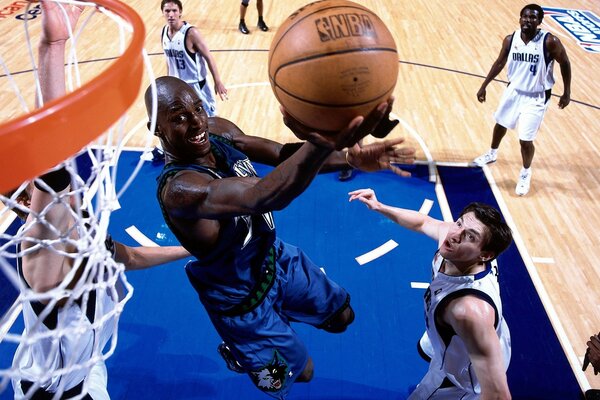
[{"xmin": 144, "ymin": 76, "xmax": 196, "ymax": 117}]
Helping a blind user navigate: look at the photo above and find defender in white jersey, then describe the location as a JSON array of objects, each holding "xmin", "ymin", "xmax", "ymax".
[
  {"xmin": 161, "ymin": 0, "xmax": 227, "ymax": 117},
  {"xmin": 3, "ymin": 4, "xmax": 191, "ymax": 398},
  {"xmin": 473, "ymin": 3, "xmax": 571, "ymax": 196},
  {"xmin": 349, "ymin": 189, "xmax": 513, "ymax": 399}
]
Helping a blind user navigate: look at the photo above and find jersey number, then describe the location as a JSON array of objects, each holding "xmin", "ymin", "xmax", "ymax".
[
  {"xmin": 529, "ymin": 64, "xmax": 537, "ymax": 76},
  {"xmin": 176, "ymin": 59, "xmax": 185, "ymax": 70}
]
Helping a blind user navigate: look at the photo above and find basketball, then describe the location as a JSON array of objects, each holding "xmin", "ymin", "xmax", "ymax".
[{"xmin": 268, "ymin": 0, "xmax": 399, "ymax": 133}]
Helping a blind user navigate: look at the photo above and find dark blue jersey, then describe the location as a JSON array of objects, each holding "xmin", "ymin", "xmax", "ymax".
[{"xmin": 156, "ymin": 136, "xmax": 276, "ymax": 309}]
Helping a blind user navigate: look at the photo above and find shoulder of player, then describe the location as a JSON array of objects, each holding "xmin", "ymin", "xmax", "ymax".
[
  {"xmin": 544, "ymin": 32, "xmax": 563, "ymax": 50},
  {"xmin": 209, "ymin": 116, "xmax": 245, "ymax": 139},
  {"xmin": 185, "ymin": 25, "xmax": 206, "ymax": 45},
  {"xmin": 161, "ymin": 169, "xmax": 212, "ymax": 207},
  {"xmin": 443, "ymin": 294, "xmax": 496, "ymax": 329}
]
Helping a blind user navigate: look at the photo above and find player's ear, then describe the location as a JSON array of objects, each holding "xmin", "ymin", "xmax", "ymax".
[
  {"xmin": 148, "ymin": 121, "xmax": 161, "ymax": 137},
  {"xmin": 480, "ymin": 251, "xmax": 494, "ymax": 263}
]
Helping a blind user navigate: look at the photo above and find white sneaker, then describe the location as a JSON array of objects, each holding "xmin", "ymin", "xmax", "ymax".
[
  {"xmin": 473, "ymin": 151, "xmax": 497, "ymax": 167},
  {"xmin": 515, "ymin": 170, "xmax": 532, "ymax": 196}
]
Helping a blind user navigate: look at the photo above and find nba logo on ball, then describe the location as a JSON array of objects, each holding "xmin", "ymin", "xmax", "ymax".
[{"xmin": 268, "ymin": 0, "xmax": 399, "ymax": 132}]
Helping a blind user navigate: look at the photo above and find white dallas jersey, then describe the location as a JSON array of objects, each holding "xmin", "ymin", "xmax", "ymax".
[
  {"xmin": 506, "ymin": 29, "xmax": 555, "ymax": 93},
  {"xmin": 423, "ymin": 252, "xmax": 511, "ymax": 394},
  {"xmin": 12, "ymin": 260, "xmax": 118, "ymax": 395},
  {"xmin": 162, "ymin": 22, "xmax": 208, "ymax": 84},
  {"xmin": 162, "ymin": 22, "xmax": 217, "ymax": 116}
]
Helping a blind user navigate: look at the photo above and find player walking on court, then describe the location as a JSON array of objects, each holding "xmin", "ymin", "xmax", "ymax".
[
  {"xmin": 161, "ymin": 0, "xmax": 227, "ymax": 117},
  {"xmin": 349, "ymin": 189, "xmax": 513, "ymax": 399},
  {"xmin": 473, "ymin": 3, "xmax": 571, "ymax": 196},
  {"xmin": 146, "ymin": 74, "xmax": 415, "ymax": 398}
]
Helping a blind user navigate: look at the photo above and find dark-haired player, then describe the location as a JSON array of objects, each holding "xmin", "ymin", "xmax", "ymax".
[{"xmin": 349, "ymin": 188, "xmax": 513, "ymax": 399}]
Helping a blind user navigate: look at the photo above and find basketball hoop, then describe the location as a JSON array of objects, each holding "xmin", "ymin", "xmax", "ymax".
[
  {"xmin": 0, "ymin": 1, "xmax": 153, "ymax": 398},
  {"xmin": 0, "ymin": 0, "xmax": 145, "ymax": 194}
]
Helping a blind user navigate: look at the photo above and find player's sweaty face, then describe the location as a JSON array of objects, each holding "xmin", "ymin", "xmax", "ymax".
[{"xmin": 158, "ymin": 89, "xmax": 210, "ymax": 159}]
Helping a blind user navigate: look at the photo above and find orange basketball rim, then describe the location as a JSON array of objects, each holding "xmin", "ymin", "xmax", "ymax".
[{"xmin": 0, "ymin": 0, "xmax": 145, "ymax": 193}]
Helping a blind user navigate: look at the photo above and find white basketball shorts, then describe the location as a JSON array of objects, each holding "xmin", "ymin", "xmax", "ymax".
[{"xmin": 494, "ymin": 86, "xmax": 550, "ymax": 141}]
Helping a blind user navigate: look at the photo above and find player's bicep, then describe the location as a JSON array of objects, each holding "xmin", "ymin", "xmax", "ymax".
[
  {"xmin": 162, "ymin": 171, "xmax": 261, "ymax": 219},
  {"xmin": 449, "ymin": 298, "xmax": 497, "ymax": 355}
]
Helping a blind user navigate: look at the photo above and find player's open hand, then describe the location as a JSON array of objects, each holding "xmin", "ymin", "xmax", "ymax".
[
  {"xmin": 348, "ymin": 188, "xmax": 381, "ymax": 211},
  {"xmin": 346, "ymin": 138, "xmax": 416, "ymax": 177},
  {"xmin": 40, "ymin": 0, "xmax": 84, "ymax": 44}
]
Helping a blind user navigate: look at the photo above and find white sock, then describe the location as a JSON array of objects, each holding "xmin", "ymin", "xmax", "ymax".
[
  {"xmin": 521, "ymin": 167, "xmax": 531, "ymax": 175},
  {"xmin": 490, "ymin": 149, "xmax": 498, "ymax": 157}
]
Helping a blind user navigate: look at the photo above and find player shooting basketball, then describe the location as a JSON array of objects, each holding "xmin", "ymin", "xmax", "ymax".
[{"xmin": 145, "ymin": 73, "xmax": 415, "ymax": 397}]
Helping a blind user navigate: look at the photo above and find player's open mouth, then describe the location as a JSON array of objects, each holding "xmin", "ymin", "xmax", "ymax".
[{"xmin": 189, "ymin": 132, "xmax": 207, "ymax": 144}]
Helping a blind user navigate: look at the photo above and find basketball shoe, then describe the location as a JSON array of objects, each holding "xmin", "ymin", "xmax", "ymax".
[
  {"xmin": 258, "ymin": 17, "xmax": 269, "ymax": 32},
  {"xmin": 239, "ymin": 20, "xmax": 250, "ymax": 34},
  {"xmin": 473, "ymin": 150, "xmax": 497, "ymax": 167},
  {"xmin": 515, "ymin": 168, "xmax": 532, "ymax": 196}
]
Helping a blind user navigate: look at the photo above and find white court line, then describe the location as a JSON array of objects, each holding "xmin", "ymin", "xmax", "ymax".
[
  {"xmin": 125, "ymin": 225, "xmax": 159, "ymax": 247},
  {"xmin": 419, "ymin": 199, "xmax": 434, "ymax": 215},
  {"xmin": 481, "ymin": 165, "xmax": 591, "ymax": 392},
  {"xmin": 355, "ymin": 239, "xmax": 398, "ymax": 265},
  {"xmin": 0, "ymin": 212, "xmax": 17, "ymax": 233},
  {"xmin": 394, "ymin": 114, "xmax": 437, "ymax": 183},
  {"xmin": 532, "ymin": 257, "xmax": 556, "ymax": 264},
  {"xmin": 411, "ymin": 282, "xmax": 429, "ymax": 289}
]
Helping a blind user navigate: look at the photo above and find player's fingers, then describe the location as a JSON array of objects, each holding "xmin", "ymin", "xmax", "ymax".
[{"xmin": 388, "ymin": 164, "xmax": 411, "ymax": 178}]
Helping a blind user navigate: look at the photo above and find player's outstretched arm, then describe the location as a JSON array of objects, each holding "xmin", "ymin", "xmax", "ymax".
[
  {"xmin": 23, "ymin": 1, "xmax": 84, "ymax": 293},
  {"xmin": 109, "ymin": 238, "xmax": 191, "ymax": 271},
  {"xmin": 348, "ymin": 188, "xmax": 446, "ymax": 241},
  {"xmin": 345, "ymin": 138, "xmax": 416, "ymax": 177}
]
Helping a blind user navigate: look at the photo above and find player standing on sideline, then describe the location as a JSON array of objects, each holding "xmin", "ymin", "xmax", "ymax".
[
  {"xmin": 349, "ymin": 189, "xmax": 513, "ymax": 399},
  {"xmin": 145, "ymin": 74, "xmax": 415, "ymax": 398},
  {"xmin": 238, "ymin": 0, "xmax": 269, "ymax": 34},
  {"xmin": 161, "ymin": 0, "xmax": 227, "ymax": 117},
  {"xmin": 5, "ymin": 2, "xmax": 190, "ymax": 399},
  {"xmin": 473, "ymin": 3, "xmax": 571, "ymax": 196}
]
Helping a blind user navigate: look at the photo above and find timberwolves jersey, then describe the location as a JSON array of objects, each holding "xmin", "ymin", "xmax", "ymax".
[
  {"xmin": 422, "ymin": 252, "xmax": 511, "ymax": 394},
  {"xmin": 506, "ymin": 29, "xmax": 555, "ymax": 93},
  {"xmin": 156, "ymin": 136, "xmax": 275, "ymax": 313},
  {"xmin": 161, "ymin": 22, "xmax": 217, "ymax": 115}
]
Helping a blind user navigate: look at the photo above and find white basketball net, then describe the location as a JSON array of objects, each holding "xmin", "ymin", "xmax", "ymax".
[{"xmin": 0, "ymin": 1, "xmax": 158, "ymax": 399}]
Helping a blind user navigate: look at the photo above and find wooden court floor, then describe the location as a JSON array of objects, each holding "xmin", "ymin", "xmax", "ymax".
[{"xmin": 1, "ymin": 0, "xmax": 599, "ymax": 392}]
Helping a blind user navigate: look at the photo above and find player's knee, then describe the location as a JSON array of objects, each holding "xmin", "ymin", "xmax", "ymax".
[
  {"xmin": 296, "ymin": 358, "xmax": 314, "ymax": 383},
  {"xmin": 322, "ymin": 305, "xmax": 355, "ymax": 333},
  {"xmin": 520, "ymin": 139, "xmax": 534, "ymax": 148}
]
